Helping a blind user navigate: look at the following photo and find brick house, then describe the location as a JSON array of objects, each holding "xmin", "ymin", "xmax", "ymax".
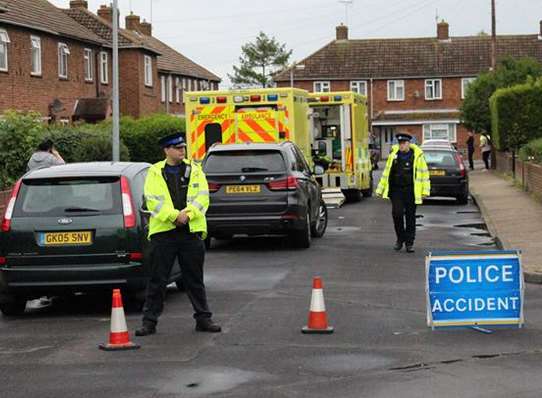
[
  {"xmin": 65, "ymin": 2, "xmax": 220, "ymax": 117},
  {"xmin": 274, "ymin": 22, "xmax": 542, "ymax": 158},
  {"xmin": 0, "ymin": 0, "xmax": 220, "ymax": 121},
  {"xmin": 0, "ymin": 0, "xmax": 112, "ymax": 122}
]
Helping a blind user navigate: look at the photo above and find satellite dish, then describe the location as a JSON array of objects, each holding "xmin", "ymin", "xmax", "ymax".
[{"xmin": 50, "ymin": 99, "xmax": 65, "ymax": 113}]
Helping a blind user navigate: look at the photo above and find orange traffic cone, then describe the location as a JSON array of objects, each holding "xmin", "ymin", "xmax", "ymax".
[
  {"xmin": 99, "ymin": 289, "xmax": 140, "ymax": 351},
  {"xmin": 302, "ymin": 276, "xmax": 334, "ymax": 334}
]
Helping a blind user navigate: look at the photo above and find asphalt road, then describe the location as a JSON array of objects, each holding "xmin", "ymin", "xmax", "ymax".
[{"xmin": 2, "ymin": 192, "xmax": 542, "ymax": 398}]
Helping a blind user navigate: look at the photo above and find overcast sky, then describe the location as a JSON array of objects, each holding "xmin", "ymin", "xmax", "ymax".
[{"xmin": 50, "ymin": 0, "xmax": 542, "ymax": 87}]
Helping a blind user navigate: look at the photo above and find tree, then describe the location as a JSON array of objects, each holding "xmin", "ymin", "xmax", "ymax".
[
  {"xmin": 229, "ymin": 32, "xmax": 292, "ymax": 88},
  {"xmin": 461, "ymin": 57, "xmax": 542, "ymax": 136}
]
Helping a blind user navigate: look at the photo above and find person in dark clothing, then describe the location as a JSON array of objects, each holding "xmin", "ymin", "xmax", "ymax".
[
  {"xmin": 376, "ymin": 133, "xmax": 430, "ymax": 253},
  {"xmin": 466, "ymin": 131, "xmax": 475, "ymax": 170},
  {"xmin": 135, "ymin": 133, "xmax": 220, "ymax": 336}
]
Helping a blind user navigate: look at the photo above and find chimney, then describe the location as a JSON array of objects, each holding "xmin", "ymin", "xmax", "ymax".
[
  {"xmin": 437, "ymin": 20, "xmax": 450, "ymax": 41},
  {"xmin": 97, "ymin": 4, "xmax": 112, "ymax": 24},
  {"xmin": 140, "ymin": 20, "xmax": 152, "ymax": 36},
  {"xmin": 69, "ymin": 0, "xmax": 88, "ymax": 9},
  {"xmin": 125, "ymin": 12, "xmax": 141, "ymax": 31},
  {"xmin": 336, "ymin": 24, "xmax": 348, "ymax": 41}
]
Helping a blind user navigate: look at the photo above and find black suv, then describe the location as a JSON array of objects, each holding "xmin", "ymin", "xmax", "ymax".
[
  {"xmin": 203, "ymin": 142, "xmax": 328, "ymax": 249},
  {"xmin": 0, "ymin": 162, "xmax": 184, "ymax": 316}
]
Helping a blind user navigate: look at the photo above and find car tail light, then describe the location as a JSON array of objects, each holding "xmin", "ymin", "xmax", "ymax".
[
  {"xmin": 1, "ymin": 179, "xmax": 22, "ymax": 233},
  {"xmin": 280, "ymin": 213, "xmax": 299, "ymax": 220},
  {"xmin": 455, "ymin": 153, "xmax": 466, "ymax": 177},
  {"xmin": 0, "ymin": 256, "xmax": 6, "ymax": 265},
  {"xmin": 129, "ymin": 252, "xmax": 144, "ymax": 262},
  {"xmin": 208, "ymin": 182, "xmax": 221, "ymax": 193},
  {"xmin": 120, "ymin": 176, "xmax": 136, "ymax": 229},
  {"xmin": 268, "ymin": 176, "xmax": 299, "ymax": 191}
]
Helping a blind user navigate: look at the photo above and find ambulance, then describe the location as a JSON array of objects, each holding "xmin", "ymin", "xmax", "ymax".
[
  {"xmin": 183, "ymin": 88, "xmax": 313, "ymax": 162},
  {"xmin": 308, "ymin": 91, "xmax": 373, "ymax": 202}
]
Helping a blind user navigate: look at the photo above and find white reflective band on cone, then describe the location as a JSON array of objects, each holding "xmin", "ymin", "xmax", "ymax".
[
  {"xmin": 310, "ymin": 289, "xmax": 326, "ymax": 312},
  {"xmin": 111, "ymin": 307, "xmax": 128, "ymax": 333}
]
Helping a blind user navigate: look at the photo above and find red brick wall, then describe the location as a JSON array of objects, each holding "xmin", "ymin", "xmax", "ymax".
[
  {"xmin": 495, "ymin": 152, "xmax": 542, "ymax": 200},
  {"xmin": 0, "ymin": 25, "xmax": 111, "ymax": 119}
]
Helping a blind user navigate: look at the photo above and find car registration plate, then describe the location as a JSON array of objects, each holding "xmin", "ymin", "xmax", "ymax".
[
  {"xmin": 225, "ymin": 185, "xmax": 261, "ymax": 194},
  {"xmin": 430, "ymin": 170, "xmax": 446, "ymax": 176},
  {"xmin": 39, "ymin": 231, "xmax": 93, "ymax": 246}
]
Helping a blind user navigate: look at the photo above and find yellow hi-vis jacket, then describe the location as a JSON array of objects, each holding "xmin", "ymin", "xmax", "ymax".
[
  {"xmin": 144, "ymin": 159, "xmax": 209, "ymax": 239},
  {"xmin": 375, "ymin": 144, "xmax": 431, "ymax": 205}
]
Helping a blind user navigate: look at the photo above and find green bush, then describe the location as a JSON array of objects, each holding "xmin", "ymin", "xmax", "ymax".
[
  {"xmin": 118, "ymin": 114, "xmax": 185, "ymax": 164},
  {"xmin": 0, "ymin": 111, "xmax": 45, "ymax": 188},
  {"xmin": 72, "ymin": 132, "xmax": 130, "ymax": 162},
  {"xmin": 519, "ymin": 138, "xmax": 542, "ymax": 164},
  {"xmin": 490, "ymin": 78, "xmax": 542, "ymax": 150}
]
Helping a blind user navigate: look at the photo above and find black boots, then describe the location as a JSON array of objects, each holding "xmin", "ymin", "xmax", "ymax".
[
  {"xmin": 406, "ymin": 244, "xmax": 415, "ymax": 253},
  {"xmin": 135, "ymin": 323, "xmax": 156, "ymax": 336},
  {"xmin": 394, "ymin": 241, "xmax": 403, "ymax": 251},
  {"xmin": 196, "ymin": 318, "xmax": 222, "ymax": 333}
]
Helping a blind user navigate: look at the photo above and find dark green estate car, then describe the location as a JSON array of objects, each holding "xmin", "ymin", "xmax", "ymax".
[{"xmin": 0, "ymin": 162, "xmax": 184, "ymax": 316}]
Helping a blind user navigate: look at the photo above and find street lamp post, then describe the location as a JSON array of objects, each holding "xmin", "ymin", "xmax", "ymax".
[{"xmin": 112, "ymin": 0, "xmax": 120, "ymax": 162}]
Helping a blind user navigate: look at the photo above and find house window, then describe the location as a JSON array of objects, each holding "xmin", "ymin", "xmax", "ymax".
[
  {"xmin": 350, "ymin": 81, "xmax": 367, "ymax": 96},
  {"xmin": 182, "ymin": 78, "xmax": 187, "ymax": 91},
  {"xmin": 314, "ymin": 81, "xmax": 330, "ymax": 93},
  {"xmin": 0, "ymin": 29, "xmax": 10, "ymax": 72},
  {"xmin": 175, "ymin": 77, "xmax": 181, "ymax": 103},
  {"xmin": 193, "ymin": 79, "xmax": 198, "ymax": 91},
  {"xmin": 387, "ymin": 80, "xmax": 404, "ymax": 101},
  {"xmin": 160, "ymin": 75, "xmax": 166, "ymax": 102},
  {"xmin": 425, "ymin": 79, "xmax": 442, "ymax": 100},
  {"xmin": 423, "ymin": 124, "xmax": 457, "ymax": 143},
  {"xmin": 461, "ymin": 77, "xmax": 476, "ymax": 99},
  {"xmin": 144, "ymin": 55, "xmax": 153, "ymax": 87},
  {"xmin": 30, "ymin": 36, "xmax": 42, "ymax": 76},
  {"xmin": 100, "ymin": 51, "xmax": 108, "ymax": 84},
  {"xmin": 83, "ymin": 48, "xmax": 93, "ymax": 81},
  {"xmin": 168, "ymin": 75, "xmax": 173, "ymax": 103},
  {"xmin": 58, "ymin": 43, "xmax": 70, "ymax": 79}
]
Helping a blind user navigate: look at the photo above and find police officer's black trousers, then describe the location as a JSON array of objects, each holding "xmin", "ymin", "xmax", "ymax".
[
  {"xmin": 390, "ymin": 186, "xmax": 417, "ymax": 246},
  {"xmin": 142, "ymin": 230, "xmax": 212, "ymax": 326}
]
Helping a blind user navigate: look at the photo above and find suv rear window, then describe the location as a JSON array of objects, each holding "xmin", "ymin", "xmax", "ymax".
[
  {"xmin": 204, "ymin": 150, "xmax": 286, "ymax": 174},
  {"xmin": 424, "ymin": 150, "xmax": 457, "ymax": 167},
  {"xmin": 13, "ymin": 177, "xmax": 122, "ymax": 217}
]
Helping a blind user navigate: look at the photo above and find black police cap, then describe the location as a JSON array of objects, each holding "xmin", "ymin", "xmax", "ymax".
[
  {"xmin": 395, "ymin": 133, "xmax": 413, "ymax": 142},
  {"xmin": 158, "ymin": 133, "xmax": 186, "ymax": 148}
]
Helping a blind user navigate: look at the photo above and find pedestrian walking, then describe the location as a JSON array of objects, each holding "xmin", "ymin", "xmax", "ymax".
[
  {"xmin": 136, "ymin": 133, "xmax": 221, "ymax": 336},
  {"xmin": 375, "ymin": 133, "xmax": 431, "ymax": 253},
  {"xmin": 27, "ymin": 139, "xmax": 65, "ymax": 171},
  {"xmin": 466, "ymin": 131, "xmax": 475, "ymax": 170},
  {"xmin": 480, "ymin": 133, "xmax": 492, "ymax": 170}
]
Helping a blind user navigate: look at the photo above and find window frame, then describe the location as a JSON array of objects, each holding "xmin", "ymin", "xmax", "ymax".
[
  {"xmin": 144, "ymin": 55, "xmax": 153, "ymax": 87},
  {"xmin": 58, "ymin": 42, "xmax": 70, "ymax": 79},
  {"xmin": 425, "ymin": 79, "xmax": 443, "ymax": 100},
  {"xmin": 83, "ymin": 48, "xmax": 93, "ymax": 82},
  {"xmin": 387, "ymin": 80, "xmax": 405, "ymax": 101},
  {"xmin": 350, "ymin": 80, "xmax": 367, "ymax": 96},
  {"xmin": 99, "ymin": 51, "xmax": 108, "ymax": 84},
  {"xmin": 167, "ymin": 75, "xmax": 173, "ymax": 103},
  {"xmin": 313, "ymin": 81, "xmax": 331, "ymax": 93},
  {"xmin": 160, "ymin": 75, "xmax": 166, "ymax": 103},
  {"xmin": 30, "ymin": 36, "xmax": 42, "ymax": 76},
  {"xmin": 461, "ymin": 77, "xmax": 476, "ymax": 99},
  {"xmin": 175, "ymin": 77, "xmax": 181, "ymax": 103},
  {"xmin": 423, "ymin": 123, "xmax": 457, "ymax": 143},
  {"xmin": 0, "ymin": 29, "xmax": 10, "ymax": 72}
]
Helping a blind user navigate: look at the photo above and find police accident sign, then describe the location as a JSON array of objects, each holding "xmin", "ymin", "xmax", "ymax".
[{"xmin": 426, "ymin": 250, "xmax": 524, "ymax": 329}]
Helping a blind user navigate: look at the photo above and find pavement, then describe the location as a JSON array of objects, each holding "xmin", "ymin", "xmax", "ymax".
[
  {"xmin": 470, "ymin": 168, "xmax": 542, "ymax": 283},
  {"xmin": 5, "ymin": 186, "xmax": 542, "ymax": 397}
]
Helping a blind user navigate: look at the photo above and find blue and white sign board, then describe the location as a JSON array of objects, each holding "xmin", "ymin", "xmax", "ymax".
[{"xmin": 426, "ymin": 250, "xmax": 524, "ymax": 329}]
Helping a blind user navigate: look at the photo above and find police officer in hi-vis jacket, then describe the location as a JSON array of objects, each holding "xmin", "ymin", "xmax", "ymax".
[
  {"xmin": 376, "ymin": 133, "xmax": 431, "ymax": 253},
  {"xmin": 136, "ymin": 133, "xmax": 221, "ymax": 336}
]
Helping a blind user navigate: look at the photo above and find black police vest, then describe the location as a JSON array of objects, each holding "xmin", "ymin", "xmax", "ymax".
[
  {"xmin": 391, "ymin": 150, "xmax": 414, "ymax": 188},
  {"xmin": 162, "ymin": 163, "xmax": 192, "ymax": 234}
]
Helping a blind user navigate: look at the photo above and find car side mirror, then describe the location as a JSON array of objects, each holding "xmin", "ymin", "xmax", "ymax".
[{"xmin": 314, "ymin": 165, "xmax": 325, "ymax": 176}]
